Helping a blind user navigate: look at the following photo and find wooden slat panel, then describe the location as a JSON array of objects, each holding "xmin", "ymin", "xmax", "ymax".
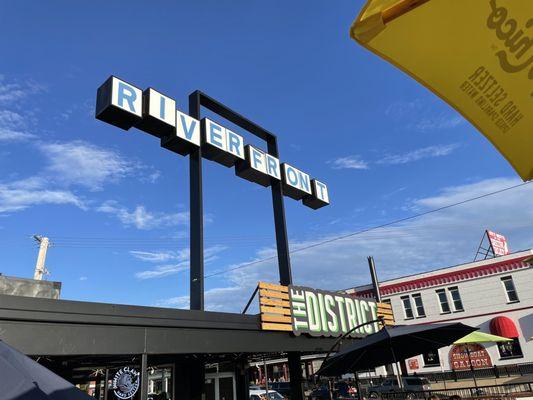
[
  {"xmin": 259, "ymin": 289, "xmax": 289, "ymax": 300},
  {"xmin": 261, "ymin": 314, "xmax": 292, "ymax": 323},
  {"xmin": 377, "ymin": 310, "xmax": 394, "ymax": 317},
  {"xmin": 258, "ymin": 282, "xmax": 288, "ymax": 292},
  {"xmin": 261, "ymin": 322, "xmax": 293, "ymax": 331},
  {"xmin": 260, "ymin": 305, "xmax": 291, "ymax": 316},
  {"xmin": 377, "ymin": 302, "xmax": 392, "ymax": 310},
  {"xmin": 379, "ymin": 315, "xmax": 395, "ymax": 321},
  {"xmin": 259, "ymin": 298, "xmax": 290, "ymax": 308}
]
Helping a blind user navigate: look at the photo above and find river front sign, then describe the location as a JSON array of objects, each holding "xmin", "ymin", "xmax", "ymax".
[{"xmin": 95, "ymin": 76, "xmax": 329, "ymax": 209}]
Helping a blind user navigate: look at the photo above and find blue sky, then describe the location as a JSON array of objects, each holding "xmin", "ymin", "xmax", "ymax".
[{"xmin": 0, "ymin": 1, "xmax": 531, "ymax": 312}]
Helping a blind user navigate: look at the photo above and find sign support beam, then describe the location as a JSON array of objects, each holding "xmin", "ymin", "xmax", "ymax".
[
  {"xmin": 189, "ymin": 92, "xmax": 204, "ymax": 311},
  {"xmin": 186, "ymin": 90, "xmax": 293, "ymax": 310}
]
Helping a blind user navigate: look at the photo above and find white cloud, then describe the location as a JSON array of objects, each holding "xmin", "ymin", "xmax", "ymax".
[
  {"xmin": 329, "ymin": 155, "xmax": 369, "ymax": 170},
  {"xmin": 156, "ymin": 286, "xmax": 242, "ymax": 311},
  {"xmin": 134, "ymin": 245, "xmax": 227, "ymax": 279},
  {"xmin": 0, "ymin": 128, "xmax": 36, "ymax": 142},
  {"xmin": 0, "ymin": 76, "xmax": 45, "ymax": 105},
  {"xmin": 40, "ymin": 141, "xmax": 137, "ymax": 191},
  {"xmin": 386, "ymin": 99, "xmax": 465, "ymax": 132},
  {"xmin": 130, "ymin": 250, "xmax": 186, "ymax": 263},
  {"xmin": 158, "ymin": 177, "xmax": 533, "ymax": 312},
  {"xmin": 97, "ymin": 200, "xmax": 189, "ymax": 230},
  {"xmin": 0, "ymin": 177, "xmax": 85, "ymax": 213},
  {"xmin": 377, "ymin": 144, "xmax": 460, "ymax": 165},
  {"xmin": 0, "ymin": 110, "xmax": 36, "ymax": 142}
]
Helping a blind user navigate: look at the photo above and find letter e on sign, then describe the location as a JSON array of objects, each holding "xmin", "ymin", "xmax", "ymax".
[
  {"xmin": 201, "ymin": 118, "xmax": 240, "ymax": 167},
  {"xmin": 96, "ymin": 76, "xmax": 143, "ymax": 130}
]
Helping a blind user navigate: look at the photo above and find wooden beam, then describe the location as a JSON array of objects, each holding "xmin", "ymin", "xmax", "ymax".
[
  {"xmin": 261, "ymin": 322, "xmax": 293, "ymax": 332},
  {"xmin": 261, "ymin": 314, "xmax": 292, "ymax": 323},
  {"xmin": 259, "ymin": 289, "xmax": 289, "ymax": 300},
  {"xmin": 258, "ymin": 282, "xmax": 288, "ymax": 292},
  {"xmin": 260, "ymin": 305, "xmax": 291, "ymax": 316},
  {"xmin": 260, "ymin": 298, "xmax": 290, "ymax": 308}
]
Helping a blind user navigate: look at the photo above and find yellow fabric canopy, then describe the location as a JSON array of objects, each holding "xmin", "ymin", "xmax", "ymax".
[
  {"xmin": 351, "ymin": 0, "xmax": 533, "ymax": 181},
  {"xmin": 454, "ymin": 331, "xmax": 512, "ymax": 344}
]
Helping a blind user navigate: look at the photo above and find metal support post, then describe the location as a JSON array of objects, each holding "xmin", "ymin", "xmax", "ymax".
[
  {"xmin": 141, "ymin": 353, "xmax": 148, "ymax": 400},
  {"xmin": 189, "ymin": 92, "xmax": 204, "ymax": 311}
]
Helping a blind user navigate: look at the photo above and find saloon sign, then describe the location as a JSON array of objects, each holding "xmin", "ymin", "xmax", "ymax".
[
  {"xmin": 258, "ymin": 282, "xmax": 394, "ymax": 337},
  {"xmin": 95, "ymin": 76, "xmax": 329, "ymax": 209},
  {"xmin": 449, "ymin": 344, "xmax": 493, "ymax": 370}
]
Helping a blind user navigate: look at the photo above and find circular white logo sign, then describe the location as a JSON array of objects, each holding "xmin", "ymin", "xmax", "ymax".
[{"xmin": 112, "ymin": 367, "xmax": 140, "ymax": 399}]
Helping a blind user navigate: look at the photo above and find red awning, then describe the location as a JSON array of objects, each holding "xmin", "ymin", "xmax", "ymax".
[{"xmin": 490, "ymin": 316, "xmax": 519, "ymax": 339}]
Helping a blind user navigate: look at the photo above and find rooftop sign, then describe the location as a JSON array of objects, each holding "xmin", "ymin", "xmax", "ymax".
[
  {"xmin": 95, "ymin": 76, "xmax": 329, "ymax": 209},
  {"xmin": 257, "ymin": 282, "xmax": 394, "ymax": 337}
]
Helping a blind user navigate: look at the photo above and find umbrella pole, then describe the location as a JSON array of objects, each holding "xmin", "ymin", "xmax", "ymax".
[
  {"xmin": 389, "ymin": 341, "xmax": 404, "ymax": 391},
  {"xmin": 466, "ymin": 346, "xmax": 479, "ymax": 394},
  {"xmin": 354, "ymin": 371, "xmax": 362, "ymax": 400}
]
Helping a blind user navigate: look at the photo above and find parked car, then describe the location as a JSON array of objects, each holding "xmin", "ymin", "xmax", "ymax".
[
  {"xmin": 367, "ymin": 377, "xmax": 431, "ymax": 399},
  {"xmin": 270, "ymin": 382, "xmax": 291, "ymax": 397},
  {"xmin": 308, "ymin": 381, "xmax": 357, "ymax": 400},
  {"xmin": 249, "ymin": 389, "xmax": 285, "ymax": 400}
]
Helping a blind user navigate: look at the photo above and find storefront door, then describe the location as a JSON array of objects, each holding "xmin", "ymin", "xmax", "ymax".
[{"xmin": 205, "ymin": 372, "xmax": 236, "ymax": 400}]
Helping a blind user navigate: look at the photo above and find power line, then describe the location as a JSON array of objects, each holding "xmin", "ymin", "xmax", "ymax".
[{"xmin": 204, "ymin": 180, "xmax": 532, "ymax": 279}]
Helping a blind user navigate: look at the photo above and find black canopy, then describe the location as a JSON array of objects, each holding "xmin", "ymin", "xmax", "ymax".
[
  {"xmin": 0, "ymin": 339, "xmax": 93, "ymax": 400},
  {"xmin": 317, "ymin": 322, "xmax": 476, "ymax": 376}
]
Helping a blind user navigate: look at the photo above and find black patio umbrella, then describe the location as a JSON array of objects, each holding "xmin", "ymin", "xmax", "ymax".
[
  {"xmin": 0, "ymin": 339, "xmax": 94, "ymax": 400},
  {"xmin": 317, "ymin": 322, "xmax": 476, "ymax": 376}
]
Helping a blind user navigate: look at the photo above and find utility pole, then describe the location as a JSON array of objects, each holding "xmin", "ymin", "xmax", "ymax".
[
  {"xmin": 33, "ymin": 235, "xmax": 50, "ymax": 280},
  {"xmin": 367, "ymin": 256, "xmax": 381, "ymax": 302}
]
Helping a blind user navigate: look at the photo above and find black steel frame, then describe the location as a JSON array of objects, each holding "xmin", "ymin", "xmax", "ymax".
[{"xmin": 188, "ymin": 91, "xmax": 293, "ymax": 311}]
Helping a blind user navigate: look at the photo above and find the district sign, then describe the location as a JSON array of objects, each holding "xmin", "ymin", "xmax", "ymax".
[{"xmin": 258, "ymin": 282, "xmax": 393, "ymax": 337}]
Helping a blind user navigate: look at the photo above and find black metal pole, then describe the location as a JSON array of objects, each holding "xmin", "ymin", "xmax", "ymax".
[
  {"xmin": 141, "ymin": 353, "xmax": 149, "ymax": 400},
  {"xmin": 267, "ymin": 137, "xmax": 292, "ymax": 286},
  {"xmin": 466, "ymin": 346, "xmax": 479, "ymax": 393},
  {"xmin": 189, "ymin": 91, "xmax": 204, "ymax": 311},
  {"xmin": 103, "ymin": 369, "xmax": 109, "ymax": 400}
]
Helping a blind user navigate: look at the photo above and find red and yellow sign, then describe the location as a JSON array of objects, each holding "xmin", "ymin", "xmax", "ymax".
[{"xmin": 351, "ymin": 0, "xmax": 533, "ymax": 181}]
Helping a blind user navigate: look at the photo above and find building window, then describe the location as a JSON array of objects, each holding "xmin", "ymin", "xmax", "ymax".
[
  {"xmin": 436, "ymin": 289, "xmax": 451, "ymax": 314},
  {"xmin": 423, "ymin": 350, "xmax": 440, "ymax": 367},
  {"xmin": 497, "ymin": 338, "xmax": 523, "ymax": 359},
  {"xmin": 448, "ymin": 287, "xmax": 464, "ymax": 311},
  {"xmin": 501, "ymin": 276, "xmax": 519, "ymax": 303},
  {"xmin": 412, "ymin": 294, "xmax": 426, "ymax": 318},
  {"xmin": 401, "ymin": 296, "xmax": 414, "ymax": 319}
]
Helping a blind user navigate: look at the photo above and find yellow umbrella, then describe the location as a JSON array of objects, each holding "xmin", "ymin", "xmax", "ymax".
[
  {"xmin": 453, "ymin": 331, "xmax": 512, "ymax": 391},
  {"xmin": 350, "ymin": 0, "xmax": 533, "ymax": 181},
  {"xmin": 454, "ymin": 331, "xmax": 513, "ymax": 344}
]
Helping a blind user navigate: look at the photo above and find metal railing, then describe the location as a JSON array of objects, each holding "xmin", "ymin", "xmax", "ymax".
[
  {"xmin": 356, "ymin": 363, "xmax": 533, "ymax": 387},
  {"xmin": 362, "ymin": 382, "xmax": 533, "ymax": 400}
]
